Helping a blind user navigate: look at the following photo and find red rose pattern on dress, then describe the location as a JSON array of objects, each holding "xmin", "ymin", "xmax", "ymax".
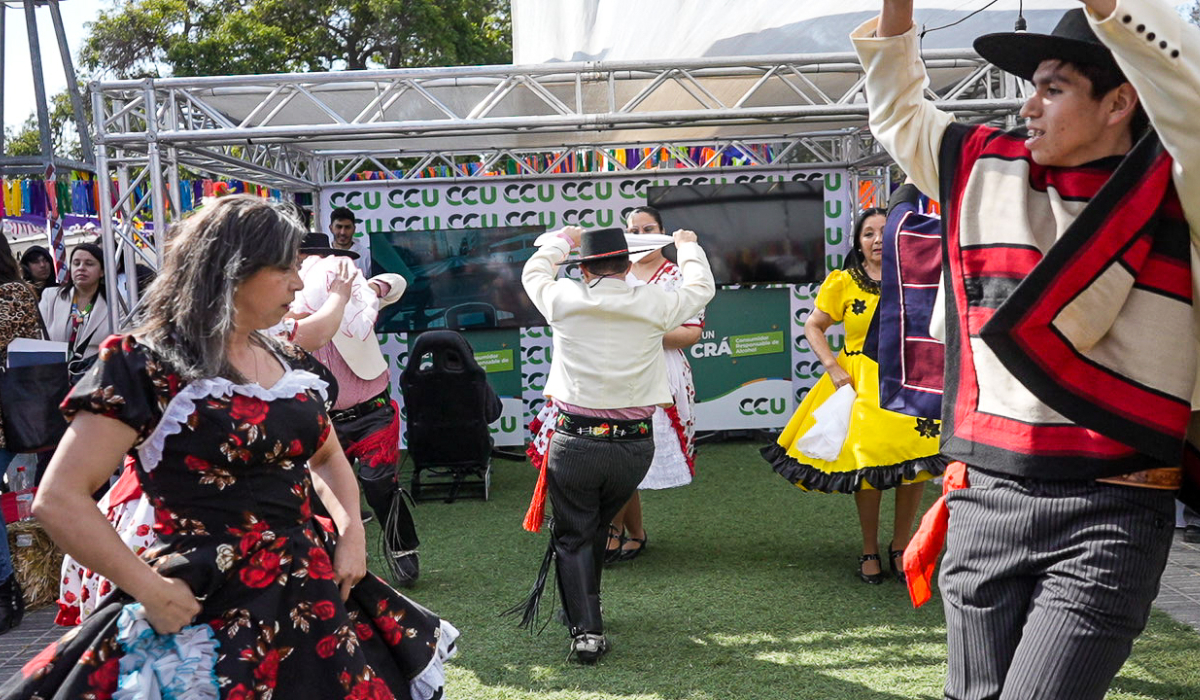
[{"xmin": 3, "ymin": 336, "xmax": 449, "ymax": 700}]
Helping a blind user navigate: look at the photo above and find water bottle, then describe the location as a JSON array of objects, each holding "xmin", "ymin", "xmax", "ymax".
[{"xmin": 12, "ymin": 464, "xmax": 34, "ymax": 521}]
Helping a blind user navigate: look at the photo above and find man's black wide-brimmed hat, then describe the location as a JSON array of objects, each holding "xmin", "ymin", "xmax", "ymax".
[
  {"xmin": 974, "ymin": 9, "xmax": 1120, "ymax": 82},
  {"xmin": 299, "ymin": 231, "xmax": 360, "ymax": 259},
  {"xmin": 579, "ymin": 228, "xmax": 630, "ymax": 261}
]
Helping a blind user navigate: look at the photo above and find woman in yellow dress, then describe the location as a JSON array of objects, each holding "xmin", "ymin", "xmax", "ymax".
[{"xmin": 762, "ymin": 207, "xmax": 946, "ymax": 584}]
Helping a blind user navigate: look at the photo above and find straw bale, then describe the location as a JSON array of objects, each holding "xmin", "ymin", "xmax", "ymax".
[{"xmin": 5, "ymin": 519, "xmax": 64, "ymax": 609}]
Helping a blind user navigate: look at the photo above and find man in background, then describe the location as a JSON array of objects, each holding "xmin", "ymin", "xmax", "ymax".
[
  {"xmin": 329, "ymin": 206, "xmax": 372, "ymax": 277},
  {"xmin": 291, "ymin": 233, "xmax": 421, "ymax": 586}
]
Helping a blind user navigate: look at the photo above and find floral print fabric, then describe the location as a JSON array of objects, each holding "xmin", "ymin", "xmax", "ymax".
[{"xmin": 3, "ymin": 335, "xmax": 457, "ymax": 700}]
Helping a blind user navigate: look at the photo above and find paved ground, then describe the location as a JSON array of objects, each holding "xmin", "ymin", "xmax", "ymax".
[{"xmin": 3, "ymin": 530, "xmax": 1200, "ymax": 685}]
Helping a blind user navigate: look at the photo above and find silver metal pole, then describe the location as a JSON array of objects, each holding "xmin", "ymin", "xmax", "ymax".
[
  {"xmin": 1, "ymin": 4, "xmax": 7, "ymax": 160},
  {"xmin": 46, "ymin": 0, "xmax": 94, "ymax": 165},
  {"xmin": 23, "ymin": 0, "xmax": 55, "ymax": 166}
]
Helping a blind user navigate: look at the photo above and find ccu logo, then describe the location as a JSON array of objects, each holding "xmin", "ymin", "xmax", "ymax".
[
  {"xmin": 792, "ymin": 285, "xmax": 814, "ymax": 301},
  {"xmin": 794, "ymin": 360, "xmax": 826, "ymax": 379},
  {"xmin": 488, "ymin": 416, "xmax": 519, "ymax": 435},
  {"xmin": 524, "ymin": 327, "xmax": 553, "ymax": 340},
  {"xmin": 795, "ymin": 386, "xmax": 812, "ymax": 403},
  {"xmin": 525, "ymin": 371, "xmax": 547, "ymax": 392},
  {"xmin": 792, "ymin": 333, "xmax": 810, "ymax": 354},
  {"xmin": 524, "ymin": 345, "xmax": 551, "ymax": 365},
  {"xmin": 738, "ymin": 397, "xmax": 787, "ymax": 416}
]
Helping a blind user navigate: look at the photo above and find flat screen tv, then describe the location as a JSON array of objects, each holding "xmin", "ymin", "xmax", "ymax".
[
  {"xmin": 646, "ymin": 180, "xmax": 826, "ymax": 285},
  {"xmin": 368, "ymin": 225, "xmax": 548, "ymax": 332}
]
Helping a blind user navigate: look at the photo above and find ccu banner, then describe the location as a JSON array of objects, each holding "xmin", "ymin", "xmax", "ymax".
[
  {"xmin": 690, "ymin": 288, "xmax": 793, "ymax": 430},
  {"xmin": 338, "ymin": 168, "xmax": 851, "ymax": 439},
  {"xmin": 319, "ymin": 169, "xmax": 842, "ymax": 236}
]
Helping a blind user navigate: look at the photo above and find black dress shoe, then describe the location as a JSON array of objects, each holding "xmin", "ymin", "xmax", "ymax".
[
  {"xmin": 0, "ymin": 575, "xmax": 24, "ymax": 636},
  {"xmin": 571, "ymin": 632, "xmax": 610, "ymax": 664},
  {"xmin": 887, "ymin": 543, "xmax": 906, "ymax": 583},
  {"xmin": 858, "ymin": 553, "xmax": 884, "ymax": 584},
  {"xmin": 387, "ymin": 550, "xmax": 420, "ymax": 588}
]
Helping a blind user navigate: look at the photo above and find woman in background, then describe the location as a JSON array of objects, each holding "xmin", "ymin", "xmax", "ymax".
[
  {"xmin": 608, "ymin": 205, "xmax": 704, "ymax": 562},
  {"xmin": 38, "ymin": 242, "xmax": 112, "ymax": 367},
  {"xmin": 19, "ymin": 246, "xmax": 57, "ymax": 298},
  {"xmin": 761, "ymin": 207, "xmax": 945, "ymax": 584}
]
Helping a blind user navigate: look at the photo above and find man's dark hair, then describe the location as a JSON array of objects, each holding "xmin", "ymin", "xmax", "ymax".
[
  {"xmin": 330, "ymin": 206, "xmax": 355, "ymax": 224},
  {"xmin": 1061, "ymin": 59, "xmax": 1150, "ymax": 139},
  {"xmin": 582, "ymin": 255, "xmax": 630, "ymax": 277}
]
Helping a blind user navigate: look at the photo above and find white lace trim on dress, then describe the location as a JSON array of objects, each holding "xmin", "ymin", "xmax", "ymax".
[{"xmin": 137, "ymin": 370, "xmax": 329, "ymax": 473}]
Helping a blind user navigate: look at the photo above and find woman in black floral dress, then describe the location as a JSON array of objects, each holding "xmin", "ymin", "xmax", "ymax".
[{"xmin": 3, "ymin": 196, "xmax": 456, "ymax": 700}]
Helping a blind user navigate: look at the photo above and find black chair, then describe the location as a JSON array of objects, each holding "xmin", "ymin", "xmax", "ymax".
[{"xmin": 400, "ymin": 330, "xmax": 502, "ymax": 502}]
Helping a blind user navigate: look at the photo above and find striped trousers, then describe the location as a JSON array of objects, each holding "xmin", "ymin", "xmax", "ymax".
[
  {"xmin": 546, "ymin": 430, "xmax": 653, "ymax": 636},
  {"xmin": 940, "ymin": 467, "xmax": 1175, "ymax": 700}
]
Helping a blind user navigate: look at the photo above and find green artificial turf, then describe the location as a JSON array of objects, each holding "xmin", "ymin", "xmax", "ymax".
[{"xmin": 364, "ymin": 441, "xmax": 1200, "ymax": 700}]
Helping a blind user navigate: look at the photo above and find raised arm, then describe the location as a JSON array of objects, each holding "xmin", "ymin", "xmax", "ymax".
[
  {"xmin": 33, "ymin": 414, "xmax": 201, "ymax": 634},
  {"xmin": 850, "ymin": 1, "xmax": 956, "ymax": 198},
  {"xmin": 661, "ymin": 229, "xmax": 716, "ymax": 330},
  {"xmin": 1085, "ymin": 0, "xmax": 1200, "ymax": 241},
  {"xmin": 521, "ymin": 226, "xmax": 582, "ymax": 321}
]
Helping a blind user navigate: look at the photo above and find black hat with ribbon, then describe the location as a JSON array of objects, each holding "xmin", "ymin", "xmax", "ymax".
[
  {"xmin": 299, "ymin": 232, "xmax": 359, "ymax": 259},
  {"xmin": 974, "ymin": 9, "xmax": 1121, "ymax": 83},
  {"xmin": 578, "ymin": 228, "xmax": 630, "ymax": 261}
]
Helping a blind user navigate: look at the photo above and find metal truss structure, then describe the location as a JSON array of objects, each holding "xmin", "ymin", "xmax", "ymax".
[
  {"xmin": 0, "ymin": 0, "xmax": 94, "ymax": 177},
  {"xmin": 92, "ymin": 49, "xmax": 1027, "ymax": 325}
]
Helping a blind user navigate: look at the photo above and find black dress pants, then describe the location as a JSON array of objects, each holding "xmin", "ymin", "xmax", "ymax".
[{"xmin": 545, "ymin": 430, "xmax": 653, "ymax": 636}]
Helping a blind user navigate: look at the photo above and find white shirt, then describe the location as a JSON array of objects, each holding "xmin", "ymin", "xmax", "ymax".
[{"xmin": 522, "ymin": 238, "xmax": 715, "ymax": 409}]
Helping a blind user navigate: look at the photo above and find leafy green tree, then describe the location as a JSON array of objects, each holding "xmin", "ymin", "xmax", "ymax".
[{"xmin": 81, "ymin": 0, "xmax": 511, "ymax": 78}]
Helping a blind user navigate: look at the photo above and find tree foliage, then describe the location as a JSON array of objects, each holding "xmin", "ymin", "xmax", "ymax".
[
  {"xmin": 81, "ymin": 0, "xmax": 512, "ymax": 79},
  {"xmin": 4, "ymin": 89, "xmax": 89, "ymax": 161}
]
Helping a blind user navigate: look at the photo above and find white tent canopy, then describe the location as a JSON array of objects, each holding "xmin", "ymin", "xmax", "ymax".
[{"xmin": 513, "ymin": 0, "xmax": 1078, "ymax": 63}]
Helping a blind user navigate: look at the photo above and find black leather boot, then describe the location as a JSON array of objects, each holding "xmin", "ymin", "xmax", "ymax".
[{"xmin": 0, "ymin": 574, "xmax": 25, "ymax": 635}]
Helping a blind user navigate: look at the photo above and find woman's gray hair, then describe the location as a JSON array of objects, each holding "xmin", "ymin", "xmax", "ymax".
[{"xmin": 134, "ymin": 195, "xmax": 306, "ymax": 381}]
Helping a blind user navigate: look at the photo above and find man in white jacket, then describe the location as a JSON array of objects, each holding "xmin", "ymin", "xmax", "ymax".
[{"xmin": 514, "ymin": 225, "xmax": 714, "ymax": 663}]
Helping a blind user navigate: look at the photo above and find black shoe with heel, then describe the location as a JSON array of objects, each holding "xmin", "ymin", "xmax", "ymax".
[
  {"xmin": 888, "ymin": 543, "xmax": 906, "ymax": 583},
  {"xmin": 858, "ymin": 553, "xmax": 884, "ymax": 584},
  {"xmin": 616, "ymin": 533, "xmax": 647, "ymax": 562},
  {"xmin": 603, "ymin": 524, "xmax": 624, "ymax": 565}
]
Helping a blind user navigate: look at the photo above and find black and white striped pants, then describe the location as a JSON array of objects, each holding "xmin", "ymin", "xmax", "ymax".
[
  {"xmin": 545, "ymin": 430, "xmax": 653, "ymax": 636},
  {"xmin": 940, "ymin": 467, "xmax": 1175, "ymax": 700}
]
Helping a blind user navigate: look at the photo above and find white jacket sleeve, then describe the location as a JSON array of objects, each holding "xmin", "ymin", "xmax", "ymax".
[
  {"xmin": 661, "ymin": 242, "xmax": 716, "ymax": 331},
  {"xmin": 851, "ymin": 18, "xmax": 955, "ymax": 199},
  {"xmin": 521, "ymin": 238, "xmax": 571, "ymax": 323},
  {"xmin": 1089, "ymin": 0, "xmax": 1200, "ymax": 244}
]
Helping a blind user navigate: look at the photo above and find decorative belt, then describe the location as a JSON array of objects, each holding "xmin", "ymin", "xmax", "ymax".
[
  {"xmin": 555, "ymin": 411, "xmax": 652, "ymax": 441},
  {"xmin": 1096, "ymin": 467, "xmax": 1182, "ymax": 490},
  {"xmin": 329, "ymin": 390, "xmax": 390, "ymax": 424}
]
